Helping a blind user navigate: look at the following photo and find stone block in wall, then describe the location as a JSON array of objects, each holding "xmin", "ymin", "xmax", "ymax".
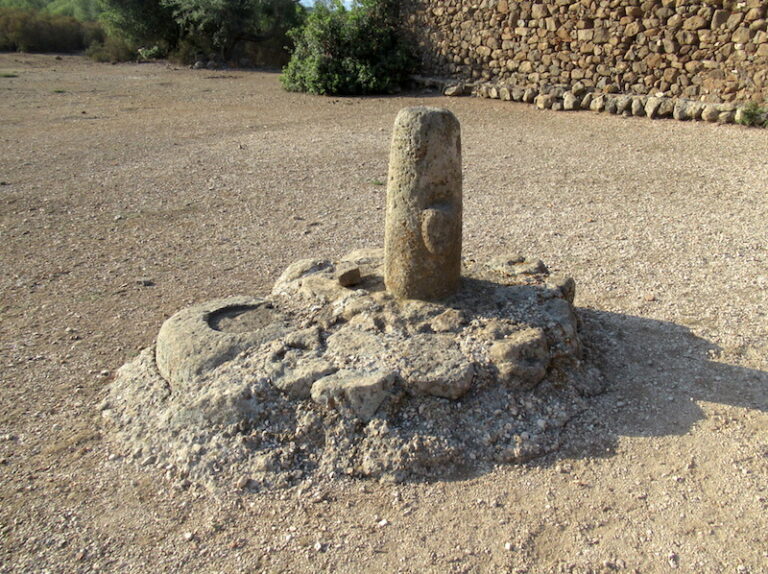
[
  {"xmin": 522, "ymin": 88, "xmax": 539, "ymax": 103},
  {"xmin": 589, "ymin": 94, "xmax": 605, "ymax": 112},
  {"xmin": 701, "ymin": 103, "xmax": 720, "ymax": 121},
  {"xmin": 732, "ymin": 27, "xmax": 754, "ymax": 43},
  {"xmin": 625, "ymin": 21, "xmax": 643, "ymax": 37},
  {"xmin": 592, "ymin": 26, "xmax": 610, "ymax": 43},
  {"xmin": 532, "ymin": 4, "xmax": 548, "ymax": 19},
  {"xmin": 726, "ymin": 13, "xmax": 744, "ymax": 30},
  {"xmin": 746, "ymin": 7, "xmax": 766, "ymax": 22},
  {"xmin": 711, "ymin": 10, "xmax": 729, "ymax": 29},
  {"xmin": 631, "ymin": 96, "xmax": 645, "ymax": 116},
  {"xmin": 683, "ymin": 15, "xmax": 708, "ymax": 31}
]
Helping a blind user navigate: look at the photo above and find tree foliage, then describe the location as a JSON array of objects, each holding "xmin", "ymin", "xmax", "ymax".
[
  {"xmin": 46, "ymin": 0, "xmax": 103, "ymax": 21},
  {"xmin": 98, "ymin": 0, "xmax": 179, "ymax": 49},
  {"xmin": 161, "ymin": 0, "xmax": 302, "ymax": 58},
  {"xmin": 281, "ymin": 0, "xmax": 414, "ymax": 96}
]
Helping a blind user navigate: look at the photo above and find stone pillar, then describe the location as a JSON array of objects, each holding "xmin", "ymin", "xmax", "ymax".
[{"xmin": 384, "ymin": 107, "xmax": 463, "ymax": 300}]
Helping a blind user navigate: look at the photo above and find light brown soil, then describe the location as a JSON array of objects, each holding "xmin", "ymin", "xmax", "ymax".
[{"xmin": 1, "ymin": 54, "xmax": 767, "ymax": 573}]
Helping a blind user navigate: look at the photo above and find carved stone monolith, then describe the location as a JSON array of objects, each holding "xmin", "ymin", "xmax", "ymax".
[{"xmin": 384, "ymin": 107, "xmax": 462, "ymax": 300}]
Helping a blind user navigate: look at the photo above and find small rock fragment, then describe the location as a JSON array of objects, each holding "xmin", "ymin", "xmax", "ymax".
[
  {"xmin": 489, "ymin": 328, "xmax": 550, "ymax": 388},
  {"xmin": 443, "ymin": 83, "xmax": 465, "ymax": 97},
  {"xmin": 311, "ymin": 370, "xmax": 395, "ymax": 421},
  {"xmin": 337, "ymin": 264, "xmax": 362, "ymax": 287}
]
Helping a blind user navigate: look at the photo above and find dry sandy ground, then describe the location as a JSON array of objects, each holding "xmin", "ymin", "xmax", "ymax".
[{"xmin": 1, "ymin": 54, "xmax": 767, "ymax": 573}]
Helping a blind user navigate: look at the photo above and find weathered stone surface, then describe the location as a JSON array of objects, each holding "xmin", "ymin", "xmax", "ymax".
[
  {"xmin": 702, "ymin": 104, "xmax": 721, "ymax": 122},
  {"xmin": 571, "ymin": 81, "xmax": 587, "ymax": 97},
  {"xmin": 718, "ymin": 110, "xmax": 736, "ymax": 124},
  {"xmin": 430, "ymin": 308, "xmax": 466, "ymax": 332},
  {"xmin": 615, "ymin": 95, "xmax": 631, "ymax": 115},
  {"xmin": 562, "ymin": 91, "xmax": 580, "ymax": 110},
  {"xmin": 311, "ymin": 370, "xmax": 395, "ymax": 421},
  {"xmin": 263, "ymin": 335, "xmax": 336, "ymax": 399},
  {"xmin": 156, "ymin": 297, "xmax": 286, "ymax": 390},
  {"xmin": 644, "ymin": 97, "xmax": 662, "ymax": 119},
  {"xmin": 631, "ymin": 97, "xmax": 646, "ymax": 116},
  {"xmin": 489, "ymin": 328, "xmax": 550, "ymax": 388},
  {"xmin": 542, "ymin": 297, "xmax": 581, "ymax": 358},
  {"xmin": 673, "ymin": 99, "xmax": 692, "ymax": 121},
  {"xmin": 326, "ymin": 328, "xmax": 389, "ymax": 367},
  {"xmin": 658, "ymin": 98, "xmax": 676, "ymax": 117},
  {"xmin": 535, "ymin": 93, "xmax": 554, "ymax": 109},
  {"xmin": 384, "ymin": 107, "xmax": 462, "ymax": 301},
  {"xmin": 398, "ymin": 334, "xmax": 474, "ymax": 399}
]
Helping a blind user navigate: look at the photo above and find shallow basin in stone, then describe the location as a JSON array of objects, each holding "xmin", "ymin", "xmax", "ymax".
[
  {"xmin": 156, "ymin": 296, "xmax": 288, "ymax": 390},
  {"xmin": 208, "ymin": 303, "xmax": 279, "ymax": 333}
]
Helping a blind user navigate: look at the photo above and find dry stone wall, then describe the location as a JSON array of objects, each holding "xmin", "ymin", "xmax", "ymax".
[{"xmin": 401, "ymin": 0, "xmax": 768, "ymax": 104}]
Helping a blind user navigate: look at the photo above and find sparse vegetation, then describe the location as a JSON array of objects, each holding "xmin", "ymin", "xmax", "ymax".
[
  {"xmin": 737, "ymin": 101, "xmax": 768, "ymax": 128},
  {"xmin": 281, "ymin": 0, "xmax": 414, "ymax": 96}
]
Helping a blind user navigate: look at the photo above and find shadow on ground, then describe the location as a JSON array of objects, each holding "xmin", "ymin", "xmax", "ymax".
[{"xmin": 552, "ymin": 308, "xmax": 768, "ymax": 462}]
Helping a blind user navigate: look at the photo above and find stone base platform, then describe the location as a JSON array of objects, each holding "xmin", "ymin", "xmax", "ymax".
[{"xmin": 101, "ymin": 250, "xmax": 605, "ymax": 490}]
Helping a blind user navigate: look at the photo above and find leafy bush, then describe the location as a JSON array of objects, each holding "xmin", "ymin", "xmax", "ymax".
[
  {"xmin": 281, "ymin": 0, "xmax": 414, "ymax": 96},
  {"xmin": 0, "ymin": 6, "xmax": 100, "ymax": 51},
  {"xmin": 737, "ymin": 101, "xmax": 768, "ymax": 128}
]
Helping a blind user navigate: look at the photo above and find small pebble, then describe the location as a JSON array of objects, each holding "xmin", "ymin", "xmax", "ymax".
[{"xmin": 668, "ymin": 552, "xmax": 678, "ymax": 568}]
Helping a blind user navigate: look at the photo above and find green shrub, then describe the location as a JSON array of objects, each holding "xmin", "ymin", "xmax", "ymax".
[
  {"xmin": 281, "ymin": 0, "xmax": 414, "ymax": 96},
  {"xmin": 737, "ymin": 101, "xmax": 768, "ymax": 128},
  {"xmin": 84, "ymin": 34, "xmax": 135, "ymax": 62},
  {"xmin": 0, "ymin": 7, "xmax": 99, "ymax": 52}
]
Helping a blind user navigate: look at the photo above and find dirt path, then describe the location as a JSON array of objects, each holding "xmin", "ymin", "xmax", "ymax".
[{"xmin": 1, "ymin": 54, "xmax": 766, "ymax": 573}]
